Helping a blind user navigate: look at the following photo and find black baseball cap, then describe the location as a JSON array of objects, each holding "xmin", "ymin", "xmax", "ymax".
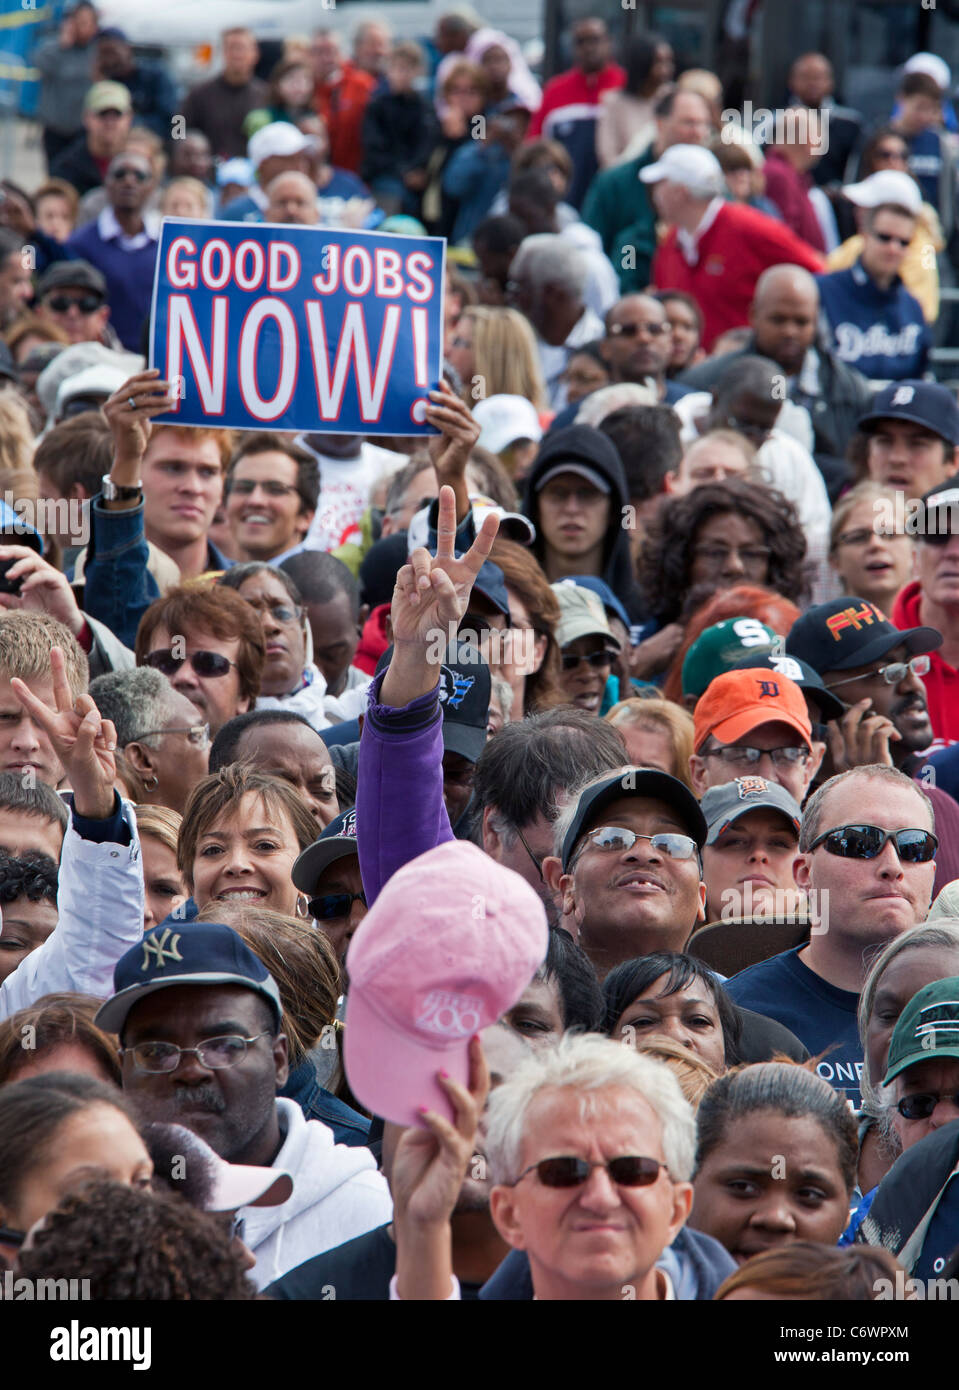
[
  {"xmin": 292, "ymin": 806, "xmax": 358, "ymax": 894},
  {"xmin": 376, "ymin": 637, "xmax": 491, "ymax": 763},
  {"xmin": 36, "ymin": 259, "xmax": 107, "ymax": 302},
  {"xmin": 786, "ymin": 596, "xmax": 941, "ymax": 674},
  {"xmin": 561, "ymin": 768, "xmax": 707, "ymax": 871},
  {"xmin": 915, "ymin": 475, "xmax": 959, "ymax": 541},
  {"xmin": 95, "ymin": 921, "xmax": 283, "ymax": 1036},
  {"xmin": 729, "ymin": 651, "xmax": 846, "ymax": 722},
  {"xmin": 471, "ymin": 559, "xmax": 510, "ymax": 619},
  {"xmin": 857, "ymin": 381, "xmax": 959, "ymax": 447}
]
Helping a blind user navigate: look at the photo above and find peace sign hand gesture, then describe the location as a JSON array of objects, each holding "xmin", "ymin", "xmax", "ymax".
[{"xmin": 10, "ymin": 647, "xmax": 118, "ymax": 819}]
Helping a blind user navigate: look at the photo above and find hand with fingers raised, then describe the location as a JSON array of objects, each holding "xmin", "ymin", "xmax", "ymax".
[
  {"xmin": 381, "ymin": 484, "xmax": 499, "ymax": 707},
  {"xmin": 392, "ymin": 1035, "xmax": 490, "ymax": 1300},
  {"xmin": 10, "ymin": 647, "xmax": 118, "ymax": 819}
]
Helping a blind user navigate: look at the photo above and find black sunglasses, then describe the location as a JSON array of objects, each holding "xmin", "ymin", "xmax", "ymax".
[
  {"xmin": 511, "ymin": 1155, "xmax": 667, "ymax": 1188},
  {"xmin": 110, "ymin": 166, "xmax": 150, "ymax": 182},
  {"xmin": 0, "ymin": 1223, "xmax": 26, "ymax": 1248},
  {"xmin": 897, "ymin": 1091, "xmax": 959, "ymax": 1121},
  {"xmin": 919, "ymin": 526, "xmax": 959, "ymax": 547},
  {"xmin": 309, "ymin": 891, "xmax": 367, "ymax": 921},
  {"xmin": 143, "ymin": 649, "xmax": 237, "ymax": 679},
  {"xmin": 808, "ymin": 824, "xmax": 938, "ymax": 863},
  {"xmin": 561, "ymin": 649, "xmax": 615, "ymax": 672},
  {"xmin": 46, "ymin": 294, "xmax": 103, "ymax": 314}
]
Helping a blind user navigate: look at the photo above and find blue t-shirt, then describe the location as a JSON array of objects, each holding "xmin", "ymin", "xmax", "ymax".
[{"xmin": 724, "ymin": 946, "xmax": 864, "ymax": 1106}]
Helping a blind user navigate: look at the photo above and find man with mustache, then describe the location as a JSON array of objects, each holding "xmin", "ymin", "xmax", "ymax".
[{"xmin": 98, "ymin": 920, "xmax": 391, "ymax": 1290}]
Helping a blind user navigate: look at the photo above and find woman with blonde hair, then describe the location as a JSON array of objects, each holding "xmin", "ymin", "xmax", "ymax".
[
  {"xmin": 487, "ymin": 537, "xmax": 565, "ymax": 715},
  {"xmin": 828, "ymin": 479, "xmax": 915, "ymax": 615},
  {"xmin": 0, "ymin": 390, "xmax": 35, "ymax": 474},
  {"xmin": 604, "ymin": 695, "xmax": 696, "ymax": 790},
  {"xmin": 448, "ymin": 306, "xmax": 547, "ymax": 411},
  {"xmin": 159, "ymin": 177, "xmax": 213, "ymax": 221},
  {"xmin": 134, "ymin": 804, "xmax": 187, "ymax": 931}
]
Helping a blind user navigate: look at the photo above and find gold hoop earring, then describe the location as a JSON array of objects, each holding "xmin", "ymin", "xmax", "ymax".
[{"xmin": 143, "ymin": 775, "xmax": 159, "ymax": 792}]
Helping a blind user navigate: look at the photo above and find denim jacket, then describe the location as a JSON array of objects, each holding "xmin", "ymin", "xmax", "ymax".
[{"xmin": 280, "ymin": 1057, "xmax": 372, "ymax": 1150}]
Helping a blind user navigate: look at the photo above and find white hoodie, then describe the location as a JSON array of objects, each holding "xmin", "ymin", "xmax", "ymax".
[{"xmin": 242, "ymin": 1098, "xmax": 392, "ymax": 1289}]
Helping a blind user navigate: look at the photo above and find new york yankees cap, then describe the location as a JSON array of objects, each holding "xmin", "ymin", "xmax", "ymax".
[
  {"xmin": 344, "ymin": 840, "xmax": 548, "ymax": 1126},
  {"xmin": 693, "ymin": 669, "xmax": 812, "ymax": 753},
  {"xmin": 291, "ymin": 807, "xmax": 358, "ymax": 895},
  {"xmin": 786, "ymin": 596, "xmax": 941, "ymax": 673},
  {"xmin": 95, "ymin": 922, "xmax": 283, "ymax": 1037},
  {"xmin": 858, "ymin": 380, "xmax": 959, "ymax": 447}
]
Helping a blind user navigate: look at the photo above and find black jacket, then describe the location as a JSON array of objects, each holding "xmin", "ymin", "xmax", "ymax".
[
  {"xmin": 49, "ymin": 134, "xmax": 105, "ymax": 198},
  {"xmin": 360, "ymin": 91, "xmax": 436, "ymax": 184},
  {"xmin": 522, "ymin": 425, "xmax": 645, "ymax": 622}
]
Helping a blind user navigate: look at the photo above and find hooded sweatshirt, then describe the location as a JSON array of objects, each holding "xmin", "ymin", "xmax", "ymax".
[
  {"xmin": 522, "ymin": 425, "xmax": 644, "ymax": 622},
  {"xmin": 242, "ymin": 1096, "xmax": 392, "ymax": 1290}
]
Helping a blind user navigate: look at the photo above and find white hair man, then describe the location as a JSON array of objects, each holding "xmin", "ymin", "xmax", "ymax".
[
  {"xmin": 485, "ymin": 1034, "xmax": 696, "ymax": 1299},
  {"xmin": 507, "ymin": 234, "xmax": 604, "ymax": 409}
]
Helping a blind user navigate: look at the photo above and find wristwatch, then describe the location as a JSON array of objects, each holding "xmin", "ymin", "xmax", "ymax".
[{"xmin": 101, "ymin": 474, "xmax": 142, "ymax": 502}]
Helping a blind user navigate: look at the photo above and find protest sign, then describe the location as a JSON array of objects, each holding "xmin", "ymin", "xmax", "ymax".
[{"xmin": 148, "ymin": 219, "xmax": 446, "ymax": 435}]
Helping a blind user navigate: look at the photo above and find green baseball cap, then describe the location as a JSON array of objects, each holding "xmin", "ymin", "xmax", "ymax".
[
  {"xmin": 682, "ymin": 619, "xmax": 777, "ymax": 700},
  {"xmin": 883, "ymin": 976, "xmax": 959, "ymax": 1086}
]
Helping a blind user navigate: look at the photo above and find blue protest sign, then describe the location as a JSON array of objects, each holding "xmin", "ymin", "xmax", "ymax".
[{"xmin": 148, "ymin": 219, "xmax": 446, "ymax": 435}]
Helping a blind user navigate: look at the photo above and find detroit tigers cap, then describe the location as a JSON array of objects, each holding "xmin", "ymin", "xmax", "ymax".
[
  {"xmin": 693, "ymin": 669, "xmax": 812, "ymax": 752},
  {"xmin": 857, "ymin": 381, "xmax": 959, "ymax": 447},
  {"xmin": 786, "ymin": 596, "xmax": 941, "ymax": 673},
  {"xmin": 95, "ymin": 922, "xmax": 283, "ymax": 1036},
  {"xmin": 728, "ymin": 650, "xmax": 847, "ymax": 723},
  {"xmin": 701, "ymin": 776, "xmax": 802, "ymax": 846},
  {"xmin": 291, "ymin": 807, "xmax": 359, "ymax": 895}
]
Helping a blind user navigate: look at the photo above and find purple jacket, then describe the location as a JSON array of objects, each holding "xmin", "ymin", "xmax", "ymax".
[{"xmin": 357, "ymin": 671, "xmax": 452, "ymax": 906}]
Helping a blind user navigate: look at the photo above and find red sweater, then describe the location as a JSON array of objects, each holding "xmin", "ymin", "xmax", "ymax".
[
  {"xmin": 527, "ymin": 63, "xmax": 625, "ymax": 138},
  {"xmin": 892, "ymin": 581, "xmax": 959, "ymax": 748},
  {"xmin": 762, "ymin": 150, "xmax": 826, "ymax": 252},
  {"xmin": 651, "ymin": 202, "xmax": 825, "ymax": 350}
]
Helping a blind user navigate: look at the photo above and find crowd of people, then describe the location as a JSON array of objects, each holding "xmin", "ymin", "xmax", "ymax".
[{"xmin": 1, "ymin": 1, "xmax": 959, "ymax": 1308}]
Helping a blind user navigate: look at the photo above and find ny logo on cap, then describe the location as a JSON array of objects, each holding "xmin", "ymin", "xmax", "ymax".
[
  {"xmin": 891, "ymin": 386, "xmax": 915, "ymax": 406},
  {"xmin": 439, "ymin": 667, "xmax": 475, "ymax": 710},
  {"xmin": 826, "ymin": 603, "xmax": 877, "ymax": 641},
  {"xmin": 737, "ymin": 776, "xmax": 770, "ymax": 798},
  {"xmin": 141, "ymin": 927, "xmax": 183, "ymax": 972},
  {"xmin": 756, "ymin": 680, "xmax": 780, "ymax": 698}
]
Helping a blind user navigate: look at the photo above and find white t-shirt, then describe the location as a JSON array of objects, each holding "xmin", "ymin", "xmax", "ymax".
[{"xmin": 297, "ymin": 438, "xmax": 407, "ymax": 553}]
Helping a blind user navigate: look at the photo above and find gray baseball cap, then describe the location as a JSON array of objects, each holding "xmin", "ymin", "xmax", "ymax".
[{"xmin": 701, "ymin": 777, "xmax": 802, "ymax": 846}]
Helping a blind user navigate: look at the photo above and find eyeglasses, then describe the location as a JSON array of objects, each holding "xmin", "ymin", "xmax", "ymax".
[
  {"xmin": 608, "ymin": 321, "xmax": 669, "ymax": 338},
  {"xmin": 242, "ymin": 597, "xmax": 302, "ymax": 624},
  {"xmin": 230, "ymin": 479, "xmax": 300, "ymax": 498},
  {"xmin": 134, "ymin": 722, "xmax": 211, "ymax": 748},
  {"xmin": 122, "ymin": 1033, "xmax": 270, "ymax": 1073},
  {"xmin": 808, "ymin": 824, "xmax": 938, "ymax": 863},
  {"xmin": 721, "ymin": 418, "xmax": 772, "ymax": 444},
  {"xmin": 109, "ymin": 165, "xmax": 150, "ymax": 182},
  {"xmin": 515, "ymin": 824, "xmax": 546, "ymax": 882},
  {"xmin": 871, "ymin": 231, "xmax": 911, "ymax": 248},
  {"xmin": 834, "ymin": 526, "xmax": 907, "ymax": 547},
  {"xmin": 692, "ymin": 543, "xmax": 771, "ymax": 567},
  {"xmin": 45, "ymin": 293, "xmax": 103, "ymax": 314},
  {"xmin": 561, "ymin": 649, "xmax": 616, "ymax": 672},
  {"xmin": 897, "ymin": 1091, "xmax": 959, "ymax": 1120},
  {"xmin": 0, "ymin": 1223, "xmax": 26, "ymax": 1248},
  {"xmin": 825, "ymin": 655, "xmax": 931, "ymax": 689},
  {"xmin": 511, "ymin": 1155, "xmax": 668, "ymax": 1188},
  {"xmin": 585, "ymin": 825, "xmax": 698, "ymax": 859},
  {"xmin": 309, "ymin": 891, "xmax": 367, "ymax": 920},
  {"xmin": 704, "ymin": 744, "xmax": 809, "ymax": 768},
  {"xmin": 143, "ymin": 649, "xmax": 238, "ymax": 679}
]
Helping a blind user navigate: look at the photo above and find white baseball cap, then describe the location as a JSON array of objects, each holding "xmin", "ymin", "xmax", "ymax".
[
  {"xmin": 247, "ymin": 121, "xmax": 311, "ymax": 170},
  {"xmin": 472, "ymin": 394, "xmax": 542, "ymax": 455},
  {"xmin": 904, "ymin": 52, "xmax": 951, "ymax": 92},
  {"xmin": 640, "ymin": 144, "xmax": 724, "ymax": 194},
  {"xmin": 842, "ymin": 170, "xmax": 922, "ymax": 215}
]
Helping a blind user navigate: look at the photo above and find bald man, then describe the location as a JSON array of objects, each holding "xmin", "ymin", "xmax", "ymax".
[
  {"xmin": 265, "ymin": 172, "xmax": 320, "ymax": 226},
  {"xmin": 677, "ymin": 263, "xmax": 873, "ymax": 499},
  {"xmin": 600, "ymin": 294, "xmax": 691, "ymax": 405}
]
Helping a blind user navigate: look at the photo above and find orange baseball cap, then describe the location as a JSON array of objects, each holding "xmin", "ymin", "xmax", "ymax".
[{"xmin": 694, "ymin": 668, "xmax": 813, "ymax": 752}]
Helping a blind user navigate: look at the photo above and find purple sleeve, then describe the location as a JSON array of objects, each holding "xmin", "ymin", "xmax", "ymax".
[{"xmin": 356, "ymin": 671, "xmax": 453, "ymax": 905}]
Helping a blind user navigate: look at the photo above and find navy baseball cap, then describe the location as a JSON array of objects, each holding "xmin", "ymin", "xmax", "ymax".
[
  {"xmin": 472, "ymin": 559, "xmax": 510, "ymax": 619},
  {"xmin": 376, "ymin": 637, "xmax": 491, "ymax": 763},
  {"xmin": 858, "ymin": 381, "xmax": 959, "ymax": 447},
  {"xmin": 561, "ymin": 768, "xmax": 707, "ymax": 871},
  {"xmin": 786, "ymin": 596, "xmax": 941, "ymax": 674},
  {"xmin": 728, "ymin": 650, "xmax": 846, "ymax": 722},
  {"xmin": 292, "ymin": 807, "xmax": 358, "ymax": 894},
  {"xmin": 0, "ymin": 341, "xmax": 17, "ymax": 385},
  {"xmin": 95, "ymin": 922, "xmax": 283, "ymax": 1036}
]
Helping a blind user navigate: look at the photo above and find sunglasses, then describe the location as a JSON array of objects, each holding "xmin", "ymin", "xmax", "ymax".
[
  {"xmin": 511, "ymin": 1155, "xmax": 668, "ymax": 1188},
  {"xmin": 230, "ymin": 479, "xmax": 299, "ymax": 498},
  {"xmin": 143, "ymin": 649, "xmax": 237, "ymax": 679},
  {"xmin": 608, "ymin": 321, "xmax": 668, "ymax": 338},
  {"xmin": 561, "ymin": 649, "xmax": 615, "ymax": 671},
  {"xmin": 109, "ymin": 166, "xmax": 150, "ymax": 182},
  {"xmin": 808, "ymin": 824, "xmax": 938, "ymax": 862},
  {"xmin": 585, "ymin": 825, "xmax": 698, "ymax": 859},
  {"xmin": 0, "ymin": 1223, "xmax": 26, "ymax": 1248},
  {"xmin": 45, "ymin": 294, "xmax": 103, "ymax": 314},
  {"xmin": 919, "ymin": 525, "xmax": 959, "ymax": 547},
  {"xmin": 825, "ymin": 655, "xmax": 930, "ymax": 689},
  {"xmin": 897, "ymin": 1090, "xmax": 959, "ymax": 1121},
  {"xmin": 871, "ymin": 231, "xmax": 911, "ymax": 248},
  {"xmin": 309, "ymin": 890, "xmax": 367, "ymax": 920}
]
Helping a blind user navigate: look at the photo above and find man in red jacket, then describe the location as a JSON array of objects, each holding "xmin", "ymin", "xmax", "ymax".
[
  {"xmin": 893, "ymin": 476, "xmax": 959, "ymax": 748},
  {"xmin": 311, "ymin": 28, "xmax": 376, "ymax": 174},
  {"xmin": 641, "ymin": 145, "xmax": 825, "ymax": 351}
]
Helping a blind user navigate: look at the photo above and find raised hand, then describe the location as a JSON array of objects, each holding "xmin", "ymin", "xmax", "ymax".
[
  {"xmin": 0, "ymin": 546, "xmax": 85, "ymax": 635},
  {"xmin": 425, "ymin": 379, "xmax": 480, "ymax": 482},
  {"xmin": 103, "ymin": 369, "xmax": 176, "ymax": 470},
  {"xmin": 10, "ymin": 647, "xmax": 117, "ymax": 819}
]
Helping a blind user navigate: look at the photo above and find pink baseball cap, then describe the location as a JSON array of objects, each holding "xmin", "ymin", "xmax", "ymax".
[
  {"xmin": 344, "ymin": 840, "xmax": 549, "ymax": 1127},
  {"xmin": 155, "ymin": 1124, "xmax": 293, "ymax": 1211}
]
